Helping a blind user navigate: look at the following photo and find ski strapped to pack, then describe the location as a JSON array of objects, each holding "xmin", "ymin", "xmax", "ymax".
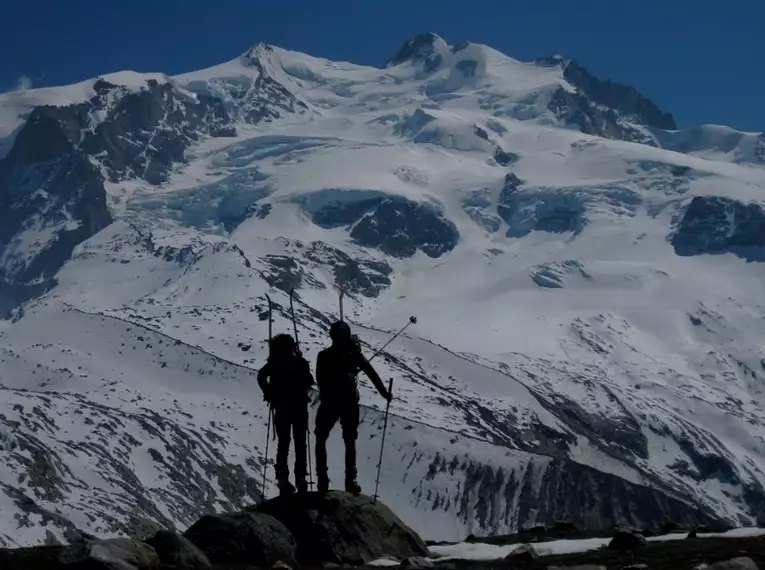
[
  {"xmin": 289, "ymin": 288, "xmax": 314, "ymax": 491},
  {"xmin": 262, "ymin": 293, "xmax": 274, "ymax": 501}
]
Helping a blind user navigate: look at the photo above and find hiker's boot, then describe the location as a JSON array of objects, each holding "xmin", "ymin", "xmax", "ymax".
[
  {"xmin": 317, "ymin": 475, "xmax": 329, "ymax": 494},
  {"xmin": 278, "ymin": 479, "xmax": 296, "ymax": 496},
  {"xmin": 345, "ymin": 478, "xmax": 362, "ymax": 495}
]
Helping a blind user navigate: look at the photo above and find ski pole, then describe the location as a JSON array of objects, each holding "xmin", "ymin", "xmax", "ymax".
[
  {"xmin": 262, "ymin": 406, "xmax": 272, "ymax": 500},
  {"xmin": 369, "ymin": 316, "xmax": 417, "ymax": 363},
  {"xmin": 262, "ymin": 294, "xmax": 274, "ymax": 501},
  {"xmin": 290, "ymin": 289, "xmax": 314, "ymax": 491},
  {"xmin": 373, "ymin": 378, "xmax": 394, "ymax": 505}
]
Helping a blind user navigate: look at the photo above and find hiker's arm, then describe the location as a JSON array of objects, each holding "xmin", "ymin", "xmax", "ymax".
[
  {"xmin": 257, "ymin": 362, "xmax": 271, "ymax": 400},
  {"xmin": 354, "ymin": 346, "xmax": 391, "ymax": 401}
]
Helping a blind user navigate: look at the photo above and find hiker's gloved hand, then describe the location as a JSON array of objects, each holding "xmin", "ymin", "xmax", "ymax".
[{"xmin": 383, "ymin": 389, "xmax": 393, "ymax": 403}]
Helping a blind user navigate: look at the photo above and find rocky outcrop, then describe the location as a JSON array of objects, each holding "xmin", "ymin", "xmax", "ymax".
[
  {"xmin": 183, "ymin": 511, "xmax": 297, "ymax": 567},
  {"xmin": 671, "ymin": 196, "xmax": 765, "ymax": 260},
  {"xmin": 309, "ymin": 194, "xmax": 459, "ymax": 258},
  {"xmin": 59, "ymin": 538, "xmax": 161, "ymax": 569},
  {"xmin": 548, "ymin": 88, "xmax": 656, "ymax": 145},
  {"xmin": 0, "ymin": 77, "xmax": 241, "ymax": 313},
  {"xmin": 145, "ymin": 530, "xmax": 212, "ymax": 569},
  {"xmin": 560, "ymin": 59, "xmax": 676, "ymax": 130},
  {"xmin": 256, "ymin": 491, "xmax": 429, "ymax": 566}
]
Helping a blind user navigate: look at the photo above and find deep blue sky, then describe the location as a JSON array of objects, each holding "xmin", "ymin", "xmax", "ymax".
[{"xmin": 1, "ymin": 0, "xmax": 763, "ymax": 132}]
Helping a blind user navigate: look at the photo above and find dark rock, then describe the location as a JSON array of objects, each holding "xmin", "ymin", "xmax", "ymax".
[
  {"xmin": 58, "ymin": 538, "xmax": 161, "ymax": 569},
  {"xmin": 688, "ymin": 530, "xmax": 698, "ymax": 539},
  {"xmin": 710, "ymin": 558, "xmax": 759, "ymax": 570},
  {"xmin": 255, "ymin": 491, "xmax": 429, "ymax": 566},
  {"xmin": 660, "ymin": 520, "xmax": 680, "ymax": 535},
  {"xmin": 608, "ymin": 530, "xmax": 648, "ymax": 550},
  {"xmin": 304, "ymin": 241, "xmax": 392, "ymax": 298},
  {"xmin": 387, "ymin": 33, "xmax": 444, "ymax": 72},
  {"xmin": 183, "ymin": 511, "xmax": 296, "ymax": 567},
  {"xmin": 552, "ymin": 521, "xmax": 579, "ymax": 532},
  {"xmin": 505, "ymin": 544, "xmax": 539, "ymax": 562},
  {"xmin": 493, "ymin": 147, "xmax": 519, "ymax": 166},
  {"xmin": 672, "ymin": 196, "xmax": 765, "ymax": 261},
  {"xmin": 548, "ymin": 87, "xmax": 656, "ymax": 145},
  {"xmin": 145, "ymin": 530, "xmax": 212, "ymax": 569},
  {"xmin": 561, "ymin": 59, "xmax": 676, "ymax": 130},
  {"xmin": 641, "ymin": 529, "xmax": 656, "ymax": 537},
  {"xmin": 307, "ymin": 193, "xmax": 459, "ymax": 258},
  {"xmin": 462, "ymin": 189, "xmax": 502, "ymax": 233},
  {"xmin": 237, "ymin": 44, "xmax": 310, "ymax": 124}
]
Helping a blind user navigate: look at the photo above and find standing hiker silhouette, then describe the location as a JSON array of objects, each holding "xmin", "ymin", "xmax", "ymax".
[
  {"xmin": 258, "ymin": 333, "xmax": 314, "ymax": 495},
  {"xmin": 314, "ymin": 321, "xmax": 392, "ymax": 494}
]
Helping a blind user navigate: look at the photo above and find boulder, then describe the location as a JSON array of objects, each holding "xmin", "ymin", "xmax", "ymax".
[
  {"xmin": 608, "ymin": 530, "xmax": 647, "ymax": 550},
  {"xmin": 256, "ymin": 491, "xmax": 429, "ymax": 566},
  {"xmin": 58, "ymin": 538, "xmax": 161, "ymax": 569},
  {"xmin": 711, "ymin": 558, "xmax": 758, "ymax": 570},
  {"xmin": 144, "ymin": 530, "xmax": 212, "ymax": 569},
  {"xmin": 505, "ymin": 544, "xmax": 539, "ymax": 563},
  {"xmin": 183, "ymin": 511, "xmax": 296, "ymax": 567},
  {"xmin": 552, "ymin": 521, "xmax": 578, "ymax": 532}
]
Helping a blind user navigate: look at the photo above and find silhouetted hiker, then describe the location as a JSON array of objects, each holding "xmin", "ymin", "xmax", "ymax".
[
  {"xmin": 258, "ymin": 333, "xmax": 314, "ymax": 495},
  {"xmin": 314, "ymin": 320, "xmax": 392, "ymax": 494}
]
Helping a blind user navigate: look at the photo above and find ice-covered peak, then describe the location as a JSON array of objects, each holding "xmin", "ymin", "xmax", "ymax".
[
  {"xmin": 240, "ymin": 41, "xmax": 277, "ymax": 68},
  {"xmin": 386, "ymin": 32, "xmax": 452, "ymax": 70}
]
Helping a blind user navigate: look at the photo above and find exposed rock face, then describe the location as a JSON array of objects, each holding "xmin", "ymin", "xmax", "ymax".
[
  {"xmin": 0, "ymin": 77, "xmax": 240, "ymax": 313},
  {"xmin": 387, "ymin": 33, "xmax": 445, "ymax": 72},
  {"xmin": 548, "ymin": 88, "xmax": 656, "ymax": 145},
  {"xmin": 529, "ymin": 260, "xmax": 591, "ymax": 288},
  {"xmin": 671, "ymin": 196, "xmax": 765, "ymax": 260},
  {"xmin": 256, "ymin": 491, "xmax": 429, "ymax": 566},
  {"xmin": 305, "ymin": 241, "xmax": 393, "ymax": 298},
  {"xmin": 238, "ymin": 44, "xmax": 310, "ymax": 123},
  {"xmin": 309, "ymin": 195, "xmax": 459, "ymax": 258},
  {"xmin": 0, "ymin": 106, "xmax": 113, "ymax": 311},
  {"xmin": 496, "ymin": 173, "xmax": 641, "ymax": 238},
  {"xmin": 425, "ymin": 453, "xmax": 726, "ymax": 534},
  {"xmin": 561, "ymin": 60, "xmax": 676, "ymax": 130},
  {"xmin": 183, "ymin": 511, "xmax": 297, "ymax": 567}
]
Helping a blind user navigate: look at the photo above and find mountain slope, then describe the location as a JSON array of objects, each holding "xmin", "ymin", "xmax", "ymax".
[{"xmin": 1, "ymin": 33, "xmax": 765, "ymax": 546}]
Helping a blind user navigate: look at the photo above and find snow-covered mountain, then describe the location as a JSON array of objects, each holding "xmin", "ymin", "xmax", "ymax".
[{"xmin": 1, "ymin": 32, "xmax": 765, "ymax": 547}]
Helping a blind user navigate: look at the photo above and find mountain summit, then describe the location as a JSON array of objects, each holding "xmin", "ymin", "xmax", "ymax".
[{"xmin": 0, "ymin": 34, "xmax": 764, "ymax": 547}]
